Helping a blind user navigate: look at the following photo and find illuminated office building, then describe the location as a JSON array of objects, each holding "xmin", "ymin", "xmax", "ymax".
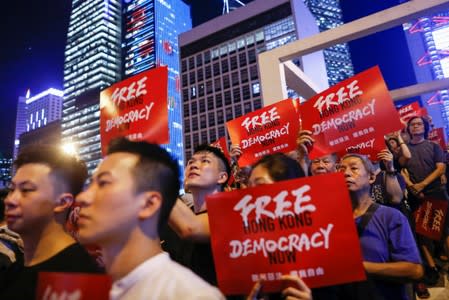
[
  {"xmin": 180, "ymin": 0, "xmax": 328, "ymax": 160},
  {"xmin": 404, "ymin": 13, "xmax": 449, "ymax": 132},
  {"xmin": 13, "ymin": 88, "xmax": 63, "ymax": 158},
  {"xmin": 0, "ymin": 158, "xmax": 12, "ymax": 188},
  {"xmin": 122, "ymin": 0, "xmax": 192, "ymax": 170},
  {"xmin": 304, "ymin": 0, "xmax": 354, "ymax": 86},
  {"xmin": 62, "ymin": 0, "xmax": 122, "ymax": 172}
]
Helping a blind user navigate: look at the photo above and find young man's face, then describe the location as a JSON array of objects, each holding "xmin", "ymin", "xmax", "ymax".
[
  {"xmin": 5, "ymin": 163, "xmax": 57, "ymax": 235},
  {"xmin": 184, "ymin": 151, "xmax": 226, "ymax": 191},
  {"xmin": 310, "ymin": 154, "xmax": 337, "ymax": 176},
  {"xmin": 337, "ymin": 156, "xmax": 372, "ymax": 193},
  {"xmin": 408, "ymin": 118, "xmax": 425, "ymax": 137},
  {"xmin": 76, "ymin": 153, "xmax": 144, "ymax": 246}
]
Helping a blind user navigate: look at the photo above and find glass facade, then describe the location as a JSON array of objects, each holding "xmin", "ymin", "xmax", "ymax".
[
  {"xmin": 0, "ymin": 158, "xmax": 12, "ymax": 188},
  {"xmin": 181, "ymin": 5, "xmax": 296, "ymax": 161},
  {"xmin": 403, "ymin": 13, "xmax": 449, "ymax": 135},
  {"xmin": 123, "ymin": 0, "xmax": 192, "ymax": 173},
  {"xmin": 13, "ymin": 89, "xmax": 63, "ymax": 159},
  {"xmin": 62, "ymin": 0, "xmax": 122, "ymax": 172},
  {"xmin": 304, "ymin": 0, "xmax": 354, "ymax": 86}
]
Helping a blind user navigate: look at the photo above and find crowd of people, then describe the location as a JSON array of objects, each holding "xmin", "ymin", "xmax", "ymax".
[{"xmin": 0, "ymin": 115, "xmax": 448, "ymax": 299}]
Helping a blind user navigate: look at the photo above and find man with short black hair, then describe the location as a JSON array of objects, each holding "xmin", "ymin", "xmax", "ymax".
[
  {"xmin": 76, "ymin": 138, "xmax": 224, "ymax": 299},
  {"xmin": 1, "ymin": 145, "xmax": 100, "ymax": 299},
  {"xmin": 168, "ymin": 144, "xmax": 231, "ymax": 285}
]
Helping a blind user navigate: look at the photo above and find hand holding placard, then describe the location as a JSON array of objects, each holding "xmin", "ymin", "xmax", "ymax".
[{"xmin": 206, "ymin": 172, "xmax": 365, "ymax": 295}]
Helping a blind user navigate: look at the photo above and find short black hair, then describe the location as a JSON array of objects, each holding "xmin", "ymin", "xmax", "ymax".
[
  {"xmin": 193, "ymin": 144, "xmax": 231, "ymax": 187},
  {"xmin": 107, "ymin": 138, "xmax": 180, "ymax": 235},
  {"xmin": 14, "ymin": 144, "xmax": 88, "ymax": 196},
  {"xmin": 251, "ymin": 153, "xmax": 305, "ymax": 182},
  {"xmin": 407, "ymin": 116, "xmax": 430, "ymax": 139}
]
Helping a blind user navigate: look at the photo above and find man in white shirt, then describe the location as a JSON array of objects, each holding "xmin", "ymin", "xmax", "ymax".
[{"xmin": 76, "ymin": 138, "xmax": 224, "ymax": 300}]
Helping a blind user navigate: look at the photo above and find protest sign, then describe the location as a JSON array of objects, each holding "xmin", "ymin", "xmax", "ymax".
[
  {"xmin": 36, "ymin": 272, "xmax": 111, "ymax": 300},
  {"xmin": 300, "ymin": 66, "xmax": 403, "ymax": 159},
  {"xmin": 414, "ymin": 198, "xmax": 448, "ymax": 240},
  {"xmin": 100, "ymin": 66, "xmax": 169, "ymax": 155},
  {"xmin": 210, "ymin": 137, "xmax": 231, "ymax": 161},
  {"xmin": 206, "ymin": 172, "xmax": 365, "ymax": 295},
  {"xmin": 210, "ymin": 137, "xmax": 234, "ymax": 185},
  {"xmin": 428, "ymin": 127, "xmax": 447, "ymax": 150},
  {"xmin": 227, "ymin": 99, "xmax": 300, "ymax": 167},
  {"xmin": 396, "ymin": 101, "xmax": 427, "ymax": 124}
]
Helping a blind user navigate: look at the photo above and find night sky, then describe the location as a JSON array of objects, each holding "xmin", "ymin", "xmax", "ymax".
[
  {"xmin": 0, "ymin": 0, "xmax": 228, "ymax": 157},
  {"xmin": 0, "ymin": 0, "xmax": 411, "ymax": 157}
]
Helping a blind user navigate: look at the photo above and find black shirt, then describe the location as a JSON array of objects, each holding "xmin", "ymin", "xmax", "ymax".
[{"xmin": 0, "ymin": 243, "xmax": 102, "ymax": 299}]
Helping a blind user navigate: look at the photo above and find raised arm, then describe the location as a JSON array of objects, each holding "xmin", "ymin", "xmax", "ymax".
[{"xmin": 168, "ymin": 199, "xmax": 210, "ymax": 242}]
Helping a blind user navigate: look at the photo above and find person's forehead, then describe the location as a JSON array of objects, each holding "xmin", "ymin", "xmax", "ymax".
[
  {"xmin": 319, "ymin": 154, "xmax": 335, "ymax": 161},
  {"xmin": 251, "ymin": 164, "xmax": 267, "ymax": 176},
  {"xmin": 341, "ymin": 156, "xmax": 363, "ymax": 165},
  {"xmin": 14, "ymin": 163, "xmax": 52, "ymax": 180},
  {"xmin": 192, "ymin": 151, "xmax": 218, "ymax": 161},
  {"xmin": 410, "ymin": 118, "xmax": 423, "ymax": 124},
  {"xmin": 97, "ymin": 152, "xmax": 139, "ymax": 175}
]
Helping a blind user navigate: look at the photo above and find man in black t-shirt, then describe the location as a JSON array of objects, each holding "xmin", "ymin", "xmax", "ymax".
[
  {"xmin": 0, "ymin": 145, "xmax": 101, "ymax": 299},
  {"xmin": 168, "ymin": 144, "xmax": 231, "ymax": 285}
]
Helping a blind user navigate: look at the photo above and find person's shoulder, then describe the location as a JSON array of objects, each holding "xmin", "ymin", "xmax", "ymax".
[
  {"xmin": 160, "ymin": 257, "xmax": 224, "ymax": 298},
  {"xmin": 38, "ymin": 243, "xmax": 102, "ymax": 273},
  {"xmin": 374, "ymin": 204, "xmax": 406, "ymax": 220}
]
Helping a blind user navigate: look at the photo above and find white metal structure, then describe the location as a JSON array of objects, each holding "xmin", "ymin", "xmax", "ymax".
[
  {"xmin": 222, "ymin": 0, "xmax": 246, "ymax": 14},
  {"xmin": 258, "ymin": 0, "xmax": 449, "ymax": 105}
]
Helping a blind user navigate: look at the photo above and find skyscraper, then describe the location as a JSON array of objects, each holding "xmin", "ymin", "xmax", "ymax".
[
  {"xmin": 62, "ymin": 0, "xmax": 190, "ymax": 173},
  {"xmin": 122, "ymin": 0, "xmax": 192, "ymax": 169},
  {"xmin": 404, "ymin": 13, "xmax": 449, "ymax": 132},
  {"xmin": 179, "ymin": 0, "xmax": 329, "ymax": 160},
  {"xmin": 13, "ymin": 88, "xmax": 63, "ymax": 158},
  {"xmin": 303, "ymin": 0, "xmax": 354, "ymax": 86},
  {"xmin": 62, "ymin": 0, "xmax": 122, "ymax": 171}
]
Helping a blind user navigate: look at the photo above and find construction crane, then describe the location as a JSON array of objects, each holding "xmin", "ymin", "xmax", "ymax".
[{"xmin": 222, "ymin": 0, "xmax": 246, "ymax": 14}]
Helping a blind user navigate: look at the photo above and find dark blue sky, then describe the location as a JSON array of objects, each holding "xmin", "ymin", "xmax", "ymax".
[
  {"xmin": 0, "ymin": 0, "xmax": 228, "ymax": 157},
  {"xmin": 0, "ymin": 0, "xmax": 412, "ymax": 157}
]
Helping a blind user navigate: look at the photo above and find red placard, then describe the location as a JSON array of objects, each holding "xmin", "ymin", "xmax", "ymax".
[
  {"xmin": 206, "ymin": 173, "xmax": 365, "ymax": 295},
  {"xmin": 414, "ymin": 198, "xmax": 448, "ymax": 240},
  {"xmin": 300, "ymin": 66, "xmax": 403, "ymax": 159},
  {"xmin": 396, "ymin": 101, "xmax": 427, "ymax": 124},
  {"xmin": 36, "ymin": 272, "xmax": 112, "ymax": 300},
  {"xmin": 428, "ymin": 128, "xmax": 447, "ymax": 150},
  {"xmin": 210, "ymin": 137, "xmax": 231, "ymax": 161},
  {"xmin": 210, "ymin": 137, "xmax": 234, "ymax": 186},
  {"xmin": 227, "ymin": 99, "xmax": 300, "ymax": 167},
  {"xmin": 342, "ymin": 134, "xmax": 388, "ymax": 161},
  {"xmin": 100, "ymin": 67, "xmax": 169, "ymax": 155}
]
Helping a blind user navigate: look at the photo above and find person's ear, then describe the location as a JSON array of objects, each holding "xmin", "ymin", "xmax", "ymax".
[
  {"xmin": 217, "ymin": 171, "xmax": 228, "ymax": 185},
  {"xmin": 54, "ymin": 193, "xmax": 74, "ymax": 213},
  {"xmin": 138, "ymin": 191, "xmax": 162, "ymax": 220},
  {"xmin": 368, "ymin": 173, "xmax": 376, "ymax": 185}
]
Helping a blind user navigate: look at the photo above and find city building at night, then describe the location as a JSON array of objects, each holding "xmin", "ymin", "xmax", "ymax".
[
  {"xmin": 13, "ymin": 88, "xmax": 63, "ymax": 158},
  {"xmin": 122, "ymin": 0, "xmax": 192, "ymax": 170},
  {"xmin": 0, "ymin": 158, "xmax": 13, "ymax": 189},
  {"xmin": 304, "ymin": 0, "xmax": 354, "ymax": 86},
  {"xmin": 404, "ymin": 12, "xmax": 449, "ymax": 134},
  {"xmin": 179, "ymin": 0, "xmax": 329, "ymax": 160},
  {"xmin": 62, "ymin": 0, "xmax": 122, "ymax": 172}
]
